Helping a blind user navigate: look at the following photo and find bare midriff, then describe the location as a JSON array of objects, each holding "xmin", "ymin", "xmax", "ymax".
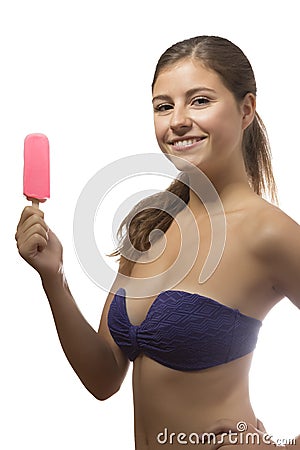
[{"xmin": 132, "ymin": 353, "xmax": 256, "ymax": 449}]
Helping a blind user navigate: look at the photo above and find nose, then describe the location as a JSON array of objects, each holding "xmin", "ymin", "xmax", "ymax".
[{"xmin": 170, "ymin": 105, "xmax": 192, "ymax": 133}]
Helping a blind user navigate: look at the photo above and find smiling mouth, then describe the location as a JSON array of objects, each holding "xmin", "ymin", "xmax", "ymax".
[{"xmin": 168, "ymin": 137, "xmax": 206, "ymax": 148}]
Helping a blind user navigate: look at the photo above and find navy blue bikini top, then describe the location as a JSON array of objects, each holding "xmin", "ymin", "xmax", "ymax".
[{"xmin": 107, "ymin": 288, "xmax": 262, "ymax": 371}]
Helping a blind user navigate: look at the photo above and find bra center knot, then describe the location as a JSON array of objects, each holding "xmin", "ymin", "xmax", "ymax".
[{"xmin": 129, "ymin": 325, "xmax": 140, "ymax": 350}]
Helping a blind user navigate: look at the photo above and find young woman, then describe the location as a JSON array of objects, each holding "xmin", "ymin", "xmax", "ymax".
[{"xmin": 16, "ymin": 36, "xmax": 300, "ymax": 449}]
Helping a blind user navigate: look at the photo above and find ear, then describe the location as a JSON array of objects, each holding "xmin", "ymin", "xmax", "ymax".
[{"xmin": 241, "ymin": 93, "xmax": 256, "ymax": 130}]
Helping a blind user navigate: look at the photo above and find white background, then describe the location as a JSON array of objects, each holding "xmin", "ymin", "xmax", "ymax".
[{"xmin": 1, "ymin": 0, "xmax": 300, "ymax": 448}]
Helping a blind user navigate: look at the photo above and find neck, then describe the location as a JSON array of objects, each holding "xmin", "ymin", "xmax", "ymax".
[{"xmin": 186, "ymin": 169, "xmax": 255, "ymax": 216}]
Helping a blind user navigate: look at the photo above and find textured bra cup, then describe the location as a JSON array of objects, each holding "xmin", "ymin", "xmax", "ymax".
[{"xmin": 107, "ymin": 288, "xmax": 262, "ymax": 372}]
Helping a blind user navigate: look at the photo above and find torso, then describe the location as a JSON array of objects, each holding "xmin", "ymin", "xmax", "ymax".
[{"xmin": 116, "ymin": 193, "xmax": 285, "ymax": 449}]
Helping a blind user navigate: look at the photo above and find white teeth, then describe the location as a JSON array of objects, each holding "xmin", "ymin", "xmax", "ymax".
[{"xmin": 172, "ymin": 138, "xmax": 201, "ymax": 147}]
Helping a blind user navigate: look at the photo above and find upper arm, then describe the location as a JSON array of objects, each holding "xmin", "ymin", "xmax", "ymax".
[
  {"xmin": 97, "ymin": 260, "xmax": 130, "ymax": 382},
  {"xmin": 261, "ymin": 209, "xmax": 300, "ymax": 309}
]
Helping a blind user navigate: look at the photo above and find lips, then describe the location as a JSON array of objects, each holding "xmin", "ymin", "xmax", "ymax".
[{"xmin": 167, "ymin": 136, "xmax": 207, "ymax": 149}]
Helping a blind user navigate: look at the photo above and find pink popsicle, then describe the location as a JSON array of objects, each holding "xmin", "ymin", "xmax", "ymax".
[{"xmin": 23, "ymin": 133, "xmax": 50, "ymax": 207}]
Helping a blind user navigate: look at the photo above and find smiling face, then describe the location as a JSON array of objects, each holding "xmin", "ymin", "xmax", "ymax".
[{"xmin": 152, "ymin": 58, "xmax": 255, "ymax": 178}]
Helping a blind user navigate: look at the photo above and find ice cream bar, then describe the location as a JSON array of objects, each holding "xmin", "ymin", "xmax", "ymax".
[{"xmin": 23, "ymin": 133, "xmax": 50, "ymax": 207}]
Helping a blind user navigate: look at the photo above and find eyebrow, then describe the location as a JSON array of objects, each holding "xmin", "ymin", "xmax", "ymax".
[{"xmin": 152, "ymin": 86, "xmax": 217, "ymax": 103}]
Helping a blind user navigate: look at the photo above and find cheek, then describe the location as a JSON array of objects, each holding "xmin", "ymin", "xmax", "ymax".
[
  {"xmin": 154, "ymin": 117, "xmax": 168, "ymax": 142},
  {"xmin": 196, "ymin": 107, "xmax": 241, "ymax": 145}
]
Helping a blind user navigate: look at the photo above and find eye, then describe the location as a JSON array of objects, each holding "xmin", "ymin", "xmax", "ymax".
[
  {"xmin": 154, "ymin": 103, "xmax": 173, "ymax": 113},
  {"xmin": 192, "ymin": 97, "xmax": 210, "ymax": 106}
]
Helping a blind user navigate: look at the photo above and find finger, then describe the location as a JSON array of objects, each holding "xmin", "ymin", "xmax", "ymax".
[
  {"xmin": 204, "ymin": 419, "xmax": 238, "ymax": 435},
  {"xmin": 17, "ymin": 224, "xmax": 49, "ymax": 253},
  {"xmin": 18, "ymin": 234, "xmax": 48, "ymax": 260},
  {"xmin": 16, "ymin": 214, "xmax": 49, "ymax": 241},
  {"xmin": 202, "ymin": 421, "xmax": 264, "ymax": 450},
  {"xmin": 201, "ymin": 432, "xmax": 246, "ymax": 450},
  {"xmin": 205, "ymin": 419, "xmax": 264, "ymax": 437},
  {"xmin": 17, "ymin": 219, "xmax": 49, "ymax": 242},
  {"xmin": 16, "ymin": 206, "xmax": 44, "ymax": 231},
  {"xmin": 256, "ymin": 419, "xmax": 266, "ymax": 433},
  {"xmin": 16, "ymin": 210, "xmax": 49, "ymax": 244},
  {"xmin": 214, "ymin": 445, "xmax": 258, "ymax": 450}
]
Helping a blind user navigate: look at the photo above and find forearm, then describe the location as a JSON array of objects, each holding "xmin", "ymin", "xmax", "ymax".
[{"xmin": 41, "ymin": 269, "xmax": 119, "ymax": 400}]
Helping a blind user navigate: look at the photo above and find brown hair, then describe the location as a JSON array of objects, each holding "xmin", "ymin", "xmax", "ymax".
[{"xmin": 111, "ymin": 36, "xmax": 278, "ymax": 275}]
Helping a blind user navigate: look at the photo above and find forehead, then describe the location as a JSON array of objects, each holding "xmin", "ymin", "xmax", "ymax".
[{"xmin": 153, "ymin": 59, "xmax": 227, "ymax": 96}]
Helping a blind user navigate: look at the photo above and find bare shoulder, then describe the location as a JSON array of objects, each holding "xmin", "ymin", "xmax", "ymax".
[
  {"xmin": 247, "ymin": 197, "xmax": 300, "ymax": 254},
  {"xmin": 245, "ymin": 196, "xmax": 300, "ymax": 306}
]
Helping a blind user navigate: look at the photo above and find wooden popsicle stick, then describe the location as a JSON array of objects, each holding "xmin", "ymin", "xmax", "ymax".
[{"xmin": 31, "ymin": 198, "xmax": 40, "ymax": 208}]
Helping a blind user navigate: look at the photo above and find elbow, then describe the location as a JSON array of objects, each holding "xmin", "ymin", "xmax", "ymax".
[
  {"xmin": 94, "ymin": 384, "xmax": 121, "ymax": 401},
  {"xmin": 77, "ymin": 367, "xmax": 123, "ymax": 401},
  {"xmin": 94, "ymin": 388, "xmax": 120, "ymax": 402}
]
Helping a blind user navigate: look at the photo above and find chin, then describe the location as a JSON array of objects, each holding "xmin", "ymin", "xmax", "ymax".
[{"xmin": 165, "ymin": 152, "xmax": 206, "ymax": 174}]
